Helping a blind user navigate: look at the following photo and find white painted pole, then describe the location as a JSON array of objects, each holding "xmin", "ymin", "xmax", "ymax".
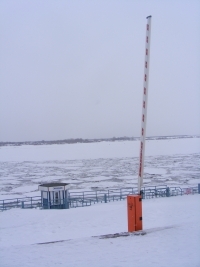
[{"xmin": 138, "ymin": 16, "xmax": 152, "ymax": 194}]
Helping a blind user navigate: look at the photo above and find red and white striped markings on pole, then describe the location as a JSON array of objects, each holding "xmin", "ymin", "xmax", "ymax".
[{"xmin": 138, "ymin": 16, "xmax": 152, "ymax": 194}]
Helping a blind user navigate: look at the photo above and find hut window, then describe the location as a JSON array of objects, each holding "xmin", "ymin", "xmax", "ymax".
[
  {"xmin": 43, "ymin": 192, "xmax": 47, "ymax": 199},
  {"xmin": 55, "ymin": 192, "xmax": 59, "ymax": 203}
]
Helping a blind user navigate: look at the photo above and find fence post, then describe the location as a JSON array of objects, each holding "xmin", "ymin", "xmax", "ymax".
[
  {"xmin": 104, "ymin": 194, "xmax": 107, "ymax": 203},
  {"xmin": 48, "ymin": 200, "xmax": 50, "ymax": 209},
  {"xmin": 140, "ymin": 190, "xmax": 144, "ymax": 199},
  {"xmin": 120, "ymin": 189, "xmax": 122, "ymax": 200},
  {"xmin": 166, "ymin": 187, "xmax": 170, "ymax": 197},
  {"xmin": 96, "ymin": 191, "xmax": 98, "ymax": 203},
  {"xmin": 22, "ymin": 201, "xmax": 24, "ymax": 209},
  {"xmin": 198, "ymin": 184, "xmax": 200, "ymax": 194}
]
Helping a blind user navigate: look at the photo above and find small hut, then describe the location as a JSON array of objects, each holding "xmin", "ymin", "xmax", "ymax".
[{"xmin": 38, "ymin": 183, "xmax": 70, "ymax": 209}]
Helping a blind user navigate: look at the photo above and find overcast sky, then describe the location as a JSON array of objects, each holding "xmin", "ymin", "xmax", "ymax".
[{"xmin": 0, "ymin": 0, "xmax": 200, "ymax": 142}]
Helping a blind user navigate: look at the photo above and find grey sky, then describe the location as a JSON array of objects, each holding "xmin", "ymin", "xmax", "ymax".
[{"xmin": 0, "ymin": 0, "xmax": 200, "ymax": 142}]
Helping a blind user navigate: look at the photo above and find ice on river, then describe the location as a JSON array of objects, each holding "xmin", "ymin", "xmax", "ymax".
[{"xmin": 0, "ymin": 137, "xmax": 199, "ymax": 199}]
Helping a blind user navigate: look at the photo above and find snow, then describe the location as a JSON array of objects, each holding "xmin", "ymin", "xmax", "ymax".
[
  {"xmin": 11, "ymin": 185, "xmax": 38, "ymax": 193},
  {"xmin": 0, "ymin": 195, "xmax": 200, "ymax": 267},
  {"xmin": 0, "ymin": 138, "xmax": 199, "ymax": 162},
  {"xmin": 145, "ymin": 167, "xmax": 167, "ymax": 175},
  {"xmin": 0, "ymin": 137, "xmax": 200, "ymax": 198},
  {"xmin": 0, "ymin": 137, "xmax": 200, "ymax": 266}
]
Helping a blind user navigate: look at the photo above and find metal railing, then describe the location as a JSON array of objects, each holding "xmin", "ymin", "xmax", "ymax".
[
  {"xmin": 68, "ymin": 187, "xmax": 138, "ymax": 208},
  {"xmin": 0, "ymin": 185, "xmax": 199, "ymax": 211},
  {"xmin": 0, "ymin": 196, "xmax": 41, "ymax": 211}
]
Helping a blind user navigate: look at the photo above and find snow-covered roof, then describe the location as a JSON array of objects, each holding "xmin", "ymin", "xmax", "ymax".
[
  {"xmin": 38, "ymin": 182, "xmax": 70, "ymax": 192},
  {"xmin": 39, "ymin": 183, "xmax": 69, "ymax": 187}
]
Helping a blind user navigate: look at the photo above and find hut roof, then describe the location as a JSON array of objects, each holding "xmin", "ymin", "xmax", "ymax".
[{"xmin": 39, "ymin": 182, "xmax": 69, "ymax": 187}]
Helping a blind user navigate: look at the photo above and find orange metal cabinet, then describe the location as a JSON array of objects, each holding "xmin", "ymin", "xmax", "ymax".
[{"xmin": 127, "ymin": 195, "xmax": 143, "ymax": 232}]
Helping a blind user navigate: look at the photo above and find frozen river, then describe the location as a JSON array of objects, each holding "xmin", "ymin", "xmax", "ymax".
[{"xmin": 0, "ymin": 137, "xmax": 199, "ymax": 199}]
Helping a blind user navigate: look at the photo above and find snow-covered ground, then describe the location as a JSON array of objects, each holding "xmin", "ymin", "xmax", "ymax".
[
  {"xmin": 0, "ymin": 137, "xmax": 200, "ymax": 199},
  {"xmin": 0, "ymin": 137, "xmax": 200, "ymax": 266},
  {"xmin": 0, "ymin": 195, "xmax": 200, "ymax": 267}
]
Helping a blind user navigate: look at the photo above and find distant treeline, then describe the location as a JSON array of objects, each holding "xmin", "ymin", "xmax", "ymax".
[{"xmin": 0, "ymin": 135, "xmax": 199, "ymax": 147}]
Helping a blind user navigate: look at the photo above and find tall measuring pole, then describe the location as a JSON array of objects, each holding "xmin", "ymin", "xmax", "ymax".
[{"xmin": 138, "ymin": 16, "xmax": 152, "ymax": 194}]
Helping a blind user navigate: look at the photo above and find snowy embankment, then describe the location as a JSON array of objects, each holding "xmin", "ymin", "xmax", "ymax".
[
  {"xmin": 0, "ymin": 137, "xmax": 200, "ymax": 266},
  {"xmin": 0, "ymin": 195, "xmax": 200, "ymax": 267}
]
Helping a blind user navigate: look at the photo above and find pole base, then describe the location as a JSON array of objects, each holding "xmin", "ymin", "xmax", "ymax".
[{"xmin": 127, "ymin": 195, "xmax": 143, "ymax": 232}]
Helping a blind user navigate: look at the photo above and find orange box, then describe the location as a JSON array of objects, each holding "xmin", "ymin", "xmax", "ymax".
[
  {"xmin": 127, "ymin": 196, "xmax": 136, "ymax": 232},
  {"xmin": 127, "ymin": 195, "xmax": 143, "ymax": 232}
]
